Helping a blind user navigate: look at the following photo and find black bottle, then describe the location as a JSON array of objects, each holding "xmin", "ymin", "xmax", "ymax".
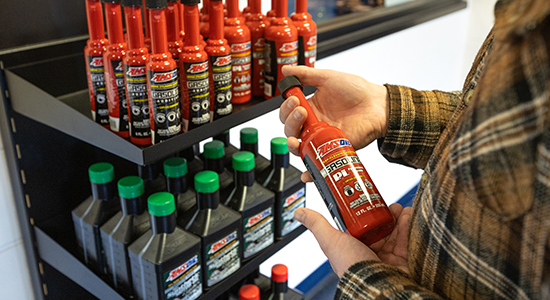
[
  {"xmin": 240, "ymin": 127, "xmax": 270, "ymax": 175},
  {"xmin": 179, "ymin": 145, "xmax": 203, "ymax": 188},
  {"xmin": 267, "ymin": 264, "xmax": 288, "ymax": 300},
  {"xmin": 129, "ymin": 192, "xmax": 202, "ymax": 300},
  {"xmin": 72, "ymin": 162, "xmax": 120, "ymax": 276},
  {"xmin": 214, "ymin": 129, "xmax": 239, "ymax": 172},
  {"xmin": 164, "ymin": 157, "xmax": 196, "ymax": 215},
  {"xmin": 180, "ymin": 171, "xmax": 242, "ymax": 288},
  {"xmin": 100, "ymin": 176, "xmax": 150, "ymax": 298},
  {"xmin": 257, "ymin": 138, "xmax": 306, "ymax": 239},
  {"xmin": 224, "ymin": 151, "xmax": 275, "ymax": 260},
  {"xmin": 203, "ymin": 140, "xmax": 234, "ymax": 196},
  {"xmin": 138, "ymin": 162, "xmax": 166, "ymax": 199}
]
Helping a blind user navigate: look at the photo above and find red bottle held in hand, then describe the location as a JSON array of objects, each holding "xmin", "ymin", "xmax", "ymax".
[
  {"xmin": 225, "ymin": 0, "xmax": 252, "ymax": 104},
  {"xmin": 263, "ymin": 0, "xmax": 298, "ymax": 99},
  {"xmin": 84, "ymin": 0, "xmax": 109, "ymax": 129},
  {"xmin": 205, "ymin": 0, "xmax": 233, "ymax": 121},
  {"xmin": 122, "ymin": 0, "xmax": 151, "ymax": 145},
  {"xmin": 278, "ymin": 76, "xmax": 395, "ymax": 245},
  {"xmin": 291, "ymin": 0, "xmax": 317, "ymax": 68},
  {"xmin": 145, "ymin": 0, "xmax": 182, "ymax": 144},
  {"xmin": 103, "ymin": 0, "xmax": 130, "ymax": 138},
  {"xmin": 245, "ymin": 0, "xmax": 270, "ymax": 97}
]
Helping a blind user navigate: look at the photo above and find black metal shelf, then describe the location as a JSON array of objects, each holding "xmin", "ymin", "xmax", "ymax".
[{"xmin": 36, "ymin": 225, "xmax": 306, "ymax": 300}]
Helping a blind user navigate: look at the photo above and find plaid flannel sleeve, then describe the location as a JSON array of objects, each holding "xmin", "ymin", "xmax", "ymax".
[
  {"xmin": 335, "ymin": 261, "xmax": 443, "ymax": 299},
  {"xmin": 377, "ymin": 84, "xmax": 461, "ymax": 169}
]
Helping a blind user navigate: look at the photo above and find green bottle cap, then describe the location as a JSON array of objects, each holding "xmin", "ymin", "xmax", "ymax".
[
  {"xmin": 118, "ymin": 176, "xmax": 144, "ymax": 199},
  {"xmin": 204, "ymin": 140, "xmax": 225, "ymax": 159},
  {"xmin": 271, "ymin": 137, "xmax": 289, "ymax": 155},
  {"xmin": 232, "ymin": 151, "xmax": 255, "ymax": 172},
  {"xmin": 163, "ymin": 157, "xmax": 188, "ymax": 178},
  {"xmin": 240, "ymin": 128, "xmax": 258, "ymax": 144},
  {"xmin": 147, "ymin": 192, "xmax": 176, "ymax": 217},
  {"xmin": 88, "ymin": 162, "xmax": 115, "ymax": 184},
  {"xmin": 194, "ymin": 171, "xmax": 219, "ymax": 193}
]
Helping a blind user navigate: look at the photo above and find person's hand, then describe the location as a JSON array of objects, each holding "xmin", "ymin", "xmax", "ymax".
[
  {"xmin": 294, "ymin": 203, "xmax": 411, "ymax": 277},
  {"xmin": 279, "ymin": 66, "xmax": 389, "ymax": 182}
]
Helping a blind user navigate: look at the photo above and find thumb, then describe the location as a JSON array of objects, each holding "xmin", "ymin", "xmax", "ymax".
[
  {"xmin": 294, "ymin": 207, "xmax": 340, "ymax": 247},
  {"xmin": 282, "ymin": 65, "xmax": 326, "ymax": 87}
]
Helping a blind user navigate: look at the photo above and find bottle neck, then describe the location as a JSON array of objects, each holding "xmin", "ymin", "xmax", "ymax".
[
  {"xmin": 167, "ymin": 175, "xmax": 188, "ymax": 194},
  {"xmin": 91, "ymin": 181, "xmax": 116, "ymax": 201},
  {"xmin": 227, "ymin": 0, "xmax": 240, "ymax": 18},
  {"xmin": 241, "ymin": 142, "xmax": 258, "ymax": 156},
  {"xmin": 86, "ymin": 0, "xmax": 105, "ymax": 41},
  {"xmin": 235, "ymin": 170, "xmax": 254, "ymax": 187},
  {"xmin": 143, "ymin": 1, "xmax": 151, "ymax": 40},
  {"xmin": 271, "ymin": 153, "xmax": 289, "ymax": 169},
  {"xmin": 205, "ymin": 157, "xmax": 225, "ymax": 174},
  {"xmin": 271, "ymin": 280, "xmax": 288, "ymax": 296},
  {"xmin": 104, "ymin": 2, "xmax": 125, "ymax": 44},
  {"xmin": 250, "ymin": 0, "xmax": 261, "ymax": 14},
  {"xmin": 214, "ymin": 132, "xmax": 230, "ymax": 147},
  {"xmin": 197, "ymin": 191, "xmax": 220, "ymax": 210},
  {"xmin": 139, "ymin": 164, "xmax": 160, "ymax": 182},
  {"xmin": 151, "ymin": 213, "xmax": 177, "ymax": 234},
  {"xmin": 275, "ymin": 0, "xmax": 287, "ymax": 18},
  {"xmin": 183, "ymin": 4, "xmax": 201, "ymax": 47},
  {"xmin": 296, "ymin": 0, "xmax": 307, "ymax": 13},
  {"xmin": 166, "ymin": 2, "xmax": 180, "ymax": 43},
  {"xmin": 209, "ymin": 0, "xmax": 225, "ymax": 40},
  {"xmin": 202, "ymin": 0, "xmax": 210, "ymax": 14},
  {"xmin": 178, "ymin": 3, "xmax": 185, "ymax": 33},
  {"xmin": 121, "ymin": 196, "xmax": 146, "ymax": 216},
  {"xmin": 124, "ymin": 6, "xmax": 144, "ymax": 49},
  {"xmin": 150, "ymin": 8, "xmax": 169, "ymax": 54}
]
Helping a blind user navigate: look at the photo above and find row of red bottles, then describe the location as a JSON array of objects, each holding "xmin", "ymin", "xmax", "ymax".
[{"xmin": 239, "ymin": 265, "xmax": 289, "ymax": 300}]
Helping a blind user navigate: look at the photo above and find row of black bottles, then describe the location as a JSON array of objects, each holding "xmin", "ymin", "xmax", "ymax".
[{"xmin": 72, "ymin": 130, "xmax": 305, "ymax": 299}]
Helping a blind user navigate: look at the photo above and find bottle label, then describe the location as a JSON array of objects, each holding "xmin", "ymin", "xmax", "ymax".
[
  {"xmin": 230, "ymin": 42, "xmax": 252, "ymax": 99},
  {"xmin": 281, "ymin": 187, "xmax": 306, "ymax": 236},
  {"xmin": 148, "ymin": 68, "xmax": 181, "ymax": 144},
  {"xmin": 243, "ymin": 207, "xmax": 274, "ymax": 258},
  {"xmin": 108, "ymin": 60, "xmax": 129, "ymax": 132},
  {"xmin": 183, "ymin": 60, "xmax": 210, "ymax": 131},
  {"xmin": 264, "ymin": 39, "xmax": 298, "ymax": 97},
  {"xmin": 298, "ymin": 35, "xmax": 317, "ymax": 68},
  {"xmin": 251, "ymin": 37, "xmax": 265, "ymax": 95},
  {"xmin": 86, "ymin": 56, "xmax": 109, "ymax": 126},
  {"xmin": 124, "ymin": 64, "xmax": 151, "ymax": 140},
  {"xmin": 210, "ymin": 55, "xmax": 233, "ymax": 119},
  {"xmin": 205, "ymin": 231, "xmax": 240, "ymax": 287},
  {"xmin": 163, "ymin": 254, "xmax": 202, "ymax": 300},
  {"xmin": 303, "ymin": 138, "xmax": 387, "ymax": 233}
]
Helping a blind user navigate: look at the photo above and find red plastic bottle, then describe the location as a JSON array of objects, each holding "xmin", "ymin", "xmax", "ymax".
[
  {"xmin": 239, "ymin": 284, "xmax": 260, "ymax": 300},
  {"xmin": 146, "ymin": 0, "xmax": 182, "ymax": 144},
  {"xmin": 166, "ymin": 0, "xmax": 183, "ymax": 70},
  {"xmin": 263, "ymin": 0, "xmax": 298, "ymax": 99},
  {"xmin": 278, "ymin": 76, "xmax": 395, "ymax": 245},
  {"xmin": 84, "ymin": 0, "xmax": 110, "ymax": 129},
  {"xmin": 225, "ymin": 0, "xmax": 252, "ymax": 104},
  {"xmin": 199, "ymin": 0, "xmax": 210, "ymax": 41},
  {"xmin": 179, "ymin": 2, "xmax": 185, "ymax": 41},
  {"xmin": 103, "ymin": 0, "xmax": 130, "ymax": 138},
  {"xmin": 267, "ymin": 264, "xmax": 288, "ymax": 300},
  {"xmin": 180, "ymin": 0, "xmax": 211, "ymax": 131},
  {"xmin": 291, "ymin": 0, "xmax": 317, "ymax": 68},
  {"xmin": 122, "ymin": 0, "xmax": 151, "ymax": 146},
  {"xmin": 205, "ymin": 0, "xmax": 233, "ymax": 121},
  {"xmin": 143, "ymin": 0, "xmax": 152, "ymax": 52},
  {"xmin": 245, "ymin": 0, "xmax": 270, "ymax": 97},
  {"xmin": 242, "ymin": 0, "xmax": 251, "ymax": 16},
  {"xmin": 266, "ymin": 0, "xmax": 276, "ymax": 19}
]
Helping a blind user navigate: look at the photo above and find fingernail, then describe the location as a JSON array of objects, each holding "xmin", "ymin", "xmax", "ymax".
[
  {"xmin": 293, "ymin": 110, "xmax": 303, "ymax": 120},
  {"xmin": 287, "ymin": 98, "xmax": 296, "ymax": 109},
  {"xmin": 294, "ymin": 209, "xmax": 305, "ymax": 223}
]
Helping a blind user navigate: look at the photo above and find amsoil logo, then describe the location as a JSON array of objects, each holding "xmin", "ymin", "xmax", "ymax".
[
  {"xmin": 279, "ymin": 41, "xmax": 298, "ymax": 52},
  {"xmin": 284, "ymin": 189, "xmax": 305, "ymax": 207},
  {"xmin": 246, "ymin": 209, "xmax": 271, "ymax": 228},
  {"xmin": 254, "ymin": 38, "xmax": 265, "ymax": 48},
  {"xmin": 213, "ymin": 56, "xmax": 231, "ymax": 66},
  {"xmin": 187, "ymin": 62, "xmax": 208, "ymax": 73},
  {"xmin": 208, "ymin": 232, "xmax": 236, "ymax": 254},
  {"xmin": 231, "ymin": 42, "xmax": 251, "ymax": 53},
  {"xmin": 166, "ymin": 256, "xmax": 197, "ymax": 282},
  {"xmin": 151, "ymin": 70, "xmax": 178, "ymax": 83},
  {"xmin": 307, "ymin": 36, "xmax": 317, "ymax": 46},
  {"xmin": 126, "ymin": 66, "xmax": 146, "ymax": 77},
  {"xmin": 115, "ymin": 62, "xmax": 124, "ymax": 72},
  {"xmin": 316, "ymin": 139, "xmax": 351, "ymax": 159},
  {"xmin": 90, "ymin": 57, "xmax": 103, "ymax": 67}
]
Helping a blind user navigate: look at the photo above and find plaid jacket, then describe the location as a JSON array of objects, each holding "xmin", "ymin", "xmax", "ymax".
[{"xmin": 336, "ymin": 0, "xmax": 550, "ymax": 299}]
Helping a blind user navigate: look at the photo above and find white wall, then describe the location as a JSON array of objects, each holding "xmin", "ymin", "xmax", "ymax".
[{"xmin": 0, "ymin": 0, "xmax": 498, "ymax": 298}]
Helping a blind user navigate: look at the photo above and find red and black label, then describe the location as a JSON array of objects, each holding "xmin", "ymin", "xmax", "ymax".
[
  {"xmin": 184, "ymin": 60, "xmax": 211, "ymax": 130},
  {"xmin": 124, "ymin": 64, "xmax": 150, "ymax": 140},
  {"xmin": 87, "ymin": 55, "xmax": 109, "ymax": 126},
  {"xmin": 109, "ymin": 60, "xmax": 129, "ymax": 132},
  {"xmin": 263, "ymin": 39, "xmax": 298, "ymax": 97},
  {"xmin": 298, "ymin": 35, "xmax": 317, "ymax": 68},
  {"xmin": 210, "ymin": 55, "xmax": 233, "ymax": 119},
  {"xmin": 251, "ymin": 37, "xmax": 265, "ymax": 96},
  {"xmin": 230, "ymin": 42, "xmax": 252, "ymax": 99},
  {"xmin": 148, "ymin": 68, "xmax": 181, "ymax": 144}
]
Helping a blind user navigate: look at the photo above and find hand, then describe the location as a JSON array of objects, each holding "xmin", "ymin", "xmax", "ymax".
[
  {"xmin": 294, "ymin": 203, "xmax": 411, "ymax": 277},
  {"xmin": 279, "ymin": 66, "xmax": 389, "ymax": 182}
]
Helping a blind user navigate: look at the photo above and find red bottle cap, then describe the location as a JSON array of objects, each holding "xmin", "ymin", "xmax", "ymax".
[
  {"xmin": 239, "ymin": 284, "xmax": 260, "ymax": 300},
  {"xmin": 271, "ymin": 264, "xmax": 288, "ymax": 282}
]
